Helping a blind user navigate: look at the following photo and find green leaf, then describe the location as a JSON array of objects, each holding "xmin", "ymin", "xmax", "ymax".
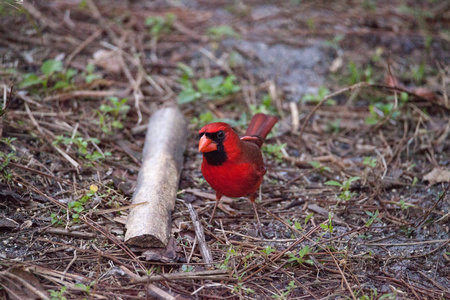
[
  {"xmin": 197, "ymin": 76, "xmax": 224, "ymax": 94},
  {"xmin": 304, "ymin": 213, "xmax": 313, "ymax": 225},
  {"xmin": 207, "ymin": 25, "xmax": 240, "ymax": 39},
  {"xmin": 298, "ymin": 245, "xmax": 310, "ymax": 258},
  {"xmin": 178, "ymin": 77, "xmax": 192, "ymax": 89},
  {"xmin": 41, "ymin": 59, "xmax": 63, "ymax": 76},
  {"xmin": 177, "ymin": 62, "xmax": 194, "ymax": 78},
  {"xmin": 111, "ymin": 120, "xmax": 123, "ymax": 129},
  {"xmin": 178, "ymin": 88, "xmax": 201, "ymax": 104},
  {"xmin": 65, "ymin": 68, "xmax": 77, "ymax": 80},
  {"xmin": 100, "ymin": 104, "xmax": 114, "ymax": 113},
  {"xmin": 85, "ymin": 73, "xmax": 102, "ymax": 84},
  {"xmin": 219, "ymin": 75, "xmax": 240, "ymax": 95},
  {"xmin": 19, "ymin": 73, "xmax": 43, "ymax": 88},
  {"xmin": 52, "ymin": 81, "xmax": 70, "ymax": 90},
  {"xmin": 308, "ymin": 161, "xmax": 321, "ymax": 169},
  {"xmin": 324, "ymin": 180, "xmax": 342, "ymax": 187},
  {"xmin": 365, "ymin": 116, "xmax": 379, "ymax": 125},
  {"xmin": 347, "ymin": 176, "xmax": 360, "ymax": 183},
  {"xmin": 86, "ymin": 63, "xmax": 95, "ymax": 73}
]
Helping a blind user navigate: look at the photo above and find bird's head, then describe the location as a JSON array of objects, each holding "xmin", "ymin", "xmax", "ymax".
[{"xmin": 198, "ymin": 122, "xmax": 240, "ymax": 166}]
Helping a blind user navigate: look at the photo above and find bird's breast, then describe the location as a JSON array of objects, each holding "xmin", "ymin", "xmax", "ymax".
[{"xmin": 201, "ymin": 158, "xmax": 265, "ymax": 198}]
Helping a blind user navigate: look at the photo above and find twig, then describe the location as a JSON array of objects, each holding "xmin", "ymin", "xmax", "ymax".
[
  {"xmin": 43, "ymin": 89, "xmax": 130, "ymax": 102},
  {"xmin": 42, "ymin": 228, "xmax": 97, "ymax": 239},
  {"xmin": 126, "ymin": 269, "xmax": 233, "ymax": 283},
  {"xmin": 61, "ymin": 250, "xmax": 77, "ymax": 281},
  {"xmin": 185, "ymin": 201, "xmax": 214, "ymax": 268},
  {"xmin": 65, "ymin": 29, "xmax": 103, "ymax": 67}
]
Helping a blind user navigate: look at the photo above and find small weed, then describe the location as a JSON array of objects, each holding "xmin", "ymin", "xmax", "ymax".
[
  {"xmin": 49, "ymin": 286, "xmax": 67, "ymax": 300},
  {"xmin": 398, "ymin": 199, "xmax": 415, "ymax": 210},
  {"xmin": 97, "ymin": 97, "xmax": 130, "ymax": 134},
  {"xmin": 365, "ymin": 102, "xmax": 399, "ymax": 125},
  {"xmin": 233, "ymin": 282, "xmax": 255, "ymax": 295},
  {"xmin": 324, "ymin": 176, "xmax": 360, "ymax": 201},
  {"xmin": 191, "ymin": 111, "xmax": 247, "ymax": 129},
  {"xmin": 347, "ymin": 61, "xmax": 375, "ymax": 85},
  {"xmin": 207, "ymin": 25, "xmax": 240, "ymax": 40},
  {"xmin": 262, "ymin": 245, "xmax": 276, "ymax": 256},
  {"xmin": 53, "ymin": 135, "xmax": 110, "ymax": 165},
  {"xmin": 67, "ymin": 185, "xmax": 98, "ymax": 222},
  {"xmin": 145, "ymin": 13, "xmax": 176, "ymax": 38},
  {"xmin": 294, "ymin": 220, "xmax": 302, "ymax": 231},
  {"xmin": 262, "ymin": 143, "xmax": 286, "ymax": 162},
  {"xmin": 288, "ymin": 245, "xmax": 313, "ymax": 265},
  {"xmin": 309, "ymin": 161, "xmax": 331, "ymax": 173},
  {"xmin": 249, "ymin": 93, "xmax": 277, "ymax": 115},
  {"xmin": 216, "ymin": 246, "xmax": 238, "ymax": 270},
  {"xmin": 20, "ymin": 59, "xmax": 77, "ymax": 91},
  {"xmin": 304, "ymin": 213, "xmax": 314, "ymax": 225},
  {"xmin": 178, "ymin": 75, "xmax": 241, "ymax": 104},
  {"xmin": 320, "ymin": 213, "xmax": 334, "ymax": 235},
  {"xmin": 50, "ymin": 213, "xmax": 64, "ymax": 226},
  {"xmin": 0, "ymin": 137, "xmax": 17, "ymax": 182},
  {"xmin": 302, "ymin": 86, "xmax": 335, "ymax": 105},
  {"xmin": 83, "ymin": 63, "xmax": 102, "ymax": 84},
  {"xmin": 74, "ymin": 282, "xmax": 92, "ymax": 295},
  {"xmin": 365, "ymin": 210, "xmax": 380, "ymax": 227},
  {"xmin": 191, "ymin": 111, "xmax": 214, "ymax": 127},
  {"xmin": 271, "ymin": 280, "xmax": 296, "ymax": 299},
  {"xmin": 54, "ymin": 135, "xmax": 98, "ymax": 155},
  {"xmin": 362, "ymin": 156, "xmax": 377, "ymax": 168},
  {"xmin": 410, "ymin": 62, "xmax": 426, "ymax": 84}
]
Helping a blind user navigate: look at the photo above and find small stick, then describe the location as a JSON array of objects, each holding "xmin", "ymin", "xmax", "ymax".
[
  {"xmin": 186, "ymin": 201, "xmax": 213, "ymax": 268},
  {"xmin": 127, "ymin": 269, "xmax": 232, "ymax": 283}
]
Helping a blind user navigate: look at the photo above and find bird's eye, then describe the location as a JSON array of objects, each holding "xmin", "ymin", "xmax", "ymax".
[{"xmin": 217, "ymin": 130, "xmax": 225, "ymax": 139}]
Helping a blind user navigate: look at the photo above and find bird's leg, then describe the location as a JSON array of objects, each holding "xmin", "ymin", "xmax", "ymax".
[
  {"xmin": 250, "ymin": 193, "xmax": 263, "ymax": 236},
  {"xmin": 209, "ymin": 192, "xmax": 222, "ymax": 223}
]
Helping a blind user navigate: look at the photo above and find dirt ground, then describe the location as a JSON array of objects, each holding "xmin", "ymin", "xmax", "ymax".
[{"xmin": 0, "ymin": 0, "xmax": 449, "ymax": 299}]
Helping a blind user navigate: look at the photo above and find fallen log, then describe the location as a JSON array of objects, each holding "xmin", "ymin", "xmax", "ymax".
[{"xmin": 125, "ymin": 107, "xmax": 187, "ymax": 247}]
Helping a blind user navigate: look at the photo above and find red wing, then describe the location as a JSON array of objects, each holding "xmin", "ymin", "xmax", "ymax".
[{"xmin": 240, "ymin": 135, "xmax": 264, "ymax": 148}]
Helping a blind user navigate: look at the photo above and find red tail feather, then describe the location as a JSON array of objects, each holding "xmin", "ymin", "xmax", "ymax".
[{"xmin": 245, "ymin": 113, "xmax": 278, "ymax": 139}]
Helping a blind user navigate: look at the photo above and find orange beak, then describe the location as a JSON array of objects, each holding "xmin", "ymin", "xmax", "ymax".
[{"xmin": 198, "ymin": 135, "xmax": 217, "ymax": 153}]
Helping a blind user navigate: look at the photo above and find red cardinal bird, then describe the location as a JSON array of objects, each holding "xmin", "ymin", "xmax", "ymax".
[{"xmin": 198, "ymin": 113, "xmax": 278, "ymax": 225}]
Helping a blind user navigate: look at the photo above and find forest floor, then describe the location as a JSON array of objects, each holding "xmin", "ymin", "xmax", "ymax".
[{"xmin": 0, "ymin": 0, "xmax": 449, "ymax": 299}]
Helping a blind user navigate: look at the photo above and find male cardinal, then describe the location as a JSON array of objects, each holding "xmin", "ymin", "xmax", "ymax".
[{"xmin": 198, "ymin": 113, "xmax": 278, "ymax": 226}]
